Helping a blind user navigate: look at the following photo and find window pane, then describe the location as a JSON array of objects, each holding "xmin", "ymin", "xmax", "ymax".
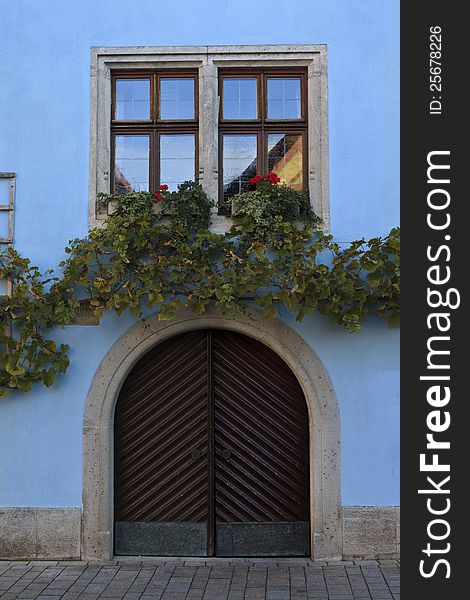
[
  {"xmin": 267, "ymin": 133, "xmax": 303, "ymax": 190},
  {"xmin": 223, "ymin": 78, "xmax": 257, "ymax": 119},
  {"xmin": 223, "ymin": 134, "xmax": 257, "ymax": 204},
  {"xmin": 115, "ymin": 79, "xmax": 150, "ymax": 120},
  {"xmin": 160, "ymin": 134, "xmax": 195, "ymax": 191},
  {"xmin": 114, "ymin": 135, "xmax": 150, "ymax": 193},
  {"xmin": 267, "ymin": 77, "xmax": 301, "ymax": 119},
  {"xmin": 160, "ymin": 78, "xmax": 195, "ymax": 120}
]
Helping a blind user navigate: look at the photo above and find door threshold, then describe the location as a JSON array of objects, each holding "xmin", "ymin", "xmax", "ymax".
[{"xmin": 114, "ymin": 556, "xmax": 312, "ymax": 563}]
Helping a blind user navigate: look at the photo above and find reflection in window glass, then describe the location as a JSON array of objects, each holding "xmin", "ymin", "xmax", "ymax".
[
  {"xmin": 115, "ymin": 79, "xmax": 150, "ymax": 120},
  {"xmin": 223, "ymin": 134, "xmax": 257, "ymax": 204},
  {"xmin": 223, "ymin": 78, "xmax": 257, "ymax": 120},
  {"xmin": 160, "ymin": 134, "xmax": 195, "ymax": 191},
  {"xmin": 114, "ymin": 135, "xmax": 150, "ymax": 193},
  {"xmin": 160, "ymin": 78, "xmax": 195, "ymax": 120},
  {"xmin": 267, "ymin": 133, "xmax": 303, "ymax": 190},
  {"xmin": 267, "ymin": 78, "xmax": 301, "ymax": 119}
]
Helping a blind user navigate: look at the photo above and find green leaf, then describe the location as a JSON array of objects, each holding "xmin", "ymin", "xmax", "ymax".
[
  {"xmin": 17, "ymin": 378, "xmax": 32, "ymax": 392},
  {"xmin": 157, "ymin": 304, "xmax": 177, "ymax": 321},
  {"xmin": 5, "ymin": 362, "xmax": 26, "ymax": 376},
  {"xmin": 41, "ymin": 367, "xmax": 56, "ymax": 387},
  {"xmin": 44, "ymin": 340, "xmax": 57, "ymax": 355},
  {"xmin": 148, "ymin": 291, "xmax": 164, "ymax": 307},
  {"xmin": 263, "ymin": 305, "xmax": 277, "ymax": 319}
]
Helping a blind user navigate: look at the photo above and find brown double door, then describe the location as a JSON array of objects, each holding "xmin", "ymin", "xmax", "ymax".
[{"xmin": 114, "ymin": 330, "xmax": 310, "ymax": 556}]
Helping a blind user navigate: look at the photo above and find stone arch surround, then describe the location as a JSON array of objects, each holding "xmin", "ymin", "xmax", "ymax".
[{"xmin": 82, "ymin": 307, "xmax": 342, "ymax": 560}]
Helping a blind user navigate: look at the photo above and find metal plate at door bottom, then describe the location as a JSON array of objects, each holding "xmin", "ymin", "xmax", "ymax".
[
  {"xmin": 215, "ymin": 522, "xmax": 310, "ymax": 557},
  {"xmin": 115, "ymin": 522, "xmax": 207, "ymax": 556}
]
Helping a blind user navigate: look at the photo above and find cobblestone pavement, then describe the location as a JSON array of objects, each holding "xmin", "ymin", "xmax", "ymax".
[{"xmin": 0, "ymin": 558, "xmax": 400, "ymax": 600}]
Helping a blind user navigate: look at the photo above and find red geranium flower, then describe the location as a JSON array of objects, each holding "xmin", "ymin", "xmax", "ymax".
[
  {"xmin": 249, "ymin": 175, "xmax": 263, "ymax": 185},
  {"xmin": 153, "ymin": 192, "xmax": 163, "ymax": 201},
  {"xmin": 159, "ymin": 184, "xmax": 169, "ymax": 191},
  {"xmin": 264, "ymin": 171, "xmax": 281, "ymax": 183}
]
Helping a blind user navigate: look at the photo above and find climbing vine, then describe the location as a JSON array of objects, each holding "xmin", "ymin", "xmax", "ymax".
[{"xmin": 0, "ymin": 178, "xmax": 400, "ymax": 397}]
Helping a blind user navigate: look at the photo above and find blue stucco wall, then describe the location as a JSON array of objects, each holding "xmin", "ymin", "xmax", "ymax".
[{"xmin": 0, "ymin": 0, "xmax": 399, "ymax": 507}]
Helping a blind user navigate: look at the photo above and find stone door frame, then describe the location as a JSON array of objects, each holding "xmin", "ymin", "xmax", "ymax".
[{"xmin": 82, "ymin": 307, "xmax": 342, "ymax": 560}]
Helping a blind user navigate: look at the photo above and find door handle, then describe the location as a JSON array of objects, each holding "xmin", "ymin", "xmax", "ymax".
[{"xmin": 222, "ymin": 448, "xmax": 232, "ymax": 459}]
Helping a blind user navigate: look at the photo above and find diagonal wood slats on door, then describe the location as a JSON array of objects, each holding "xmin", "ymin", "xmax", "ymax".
[
  {"xmin": 213, "ymin": 331, "xmax": 310, "ymax": 525},
  {"xmin": 114, "ymin": 329, "xmax": 310, "ymax": 556},
  {"xmin": 114, "ymin": 331, "xmax": 209, "ymax": 524}
]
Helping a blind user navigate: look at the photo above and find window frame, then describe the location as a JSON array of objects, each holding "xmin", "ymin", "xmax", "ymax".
[
  {"xmin": 111, "ymin": 129, "xmax": 153, "ymax": 194},
  {"xmin": 110, "ymin": 69, "xmax": 199, "ymax": 194},
  {"xmin": 219, "ymin": 68, "xmax": 307, "ymax": 124},
  {"xmin": 219, "ymin": 129, "xmax": 261, "ymax": 207},
  {"xmin": 112, "ymin": 73, "xmax": 153, "ymax": 123},
  {"xmin": 218, "ymin": 67, "xmax": 308, "ymax": 212},
  {"xmin": 89, "ymin": 45, "xmax": 329, "ymax": 230}
]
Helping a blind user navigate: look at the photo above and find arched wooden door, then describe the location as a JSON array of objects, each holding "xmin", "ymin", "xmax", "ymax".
[{"xmin": 114, "ymin": 330, "xmax": 310, "ymax": 557}]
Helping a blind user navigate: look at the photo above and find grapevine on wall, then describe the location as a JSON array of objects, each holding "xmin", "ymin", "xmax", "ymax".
[{"xmin": 0, "ymin": 179, "xmax": 400, "ymax": 397}]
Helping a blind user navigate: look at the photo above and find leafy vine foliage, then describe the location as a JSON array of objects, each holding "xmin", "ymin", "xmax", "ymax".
[{"xmin": 0, "ymin": 178, "xmax": 399, "ymax": 397}]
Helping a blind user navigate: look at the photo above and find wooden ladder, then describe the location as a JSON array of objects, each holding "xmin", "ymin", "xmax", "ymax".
[{"xmin": 0, "ymin": 172, "xmax": 16, "ymax": 297}]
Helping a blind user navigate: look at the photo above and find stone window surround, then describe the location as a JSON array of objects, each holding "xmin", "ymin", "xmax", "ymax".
[{"xmin": 89, "ymin": 44, "xmax": 330, "ymax": 231}]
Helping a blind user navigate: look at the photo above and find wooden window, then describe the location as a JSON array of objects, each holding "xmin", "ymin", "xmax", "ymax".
[
  {"xmin": 219, "ymin": 68, "xmax": 308, "ymax": 211},
  {"xmin": 111, "ymin": 71, "xmax": 198, "ymax": 193}
]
